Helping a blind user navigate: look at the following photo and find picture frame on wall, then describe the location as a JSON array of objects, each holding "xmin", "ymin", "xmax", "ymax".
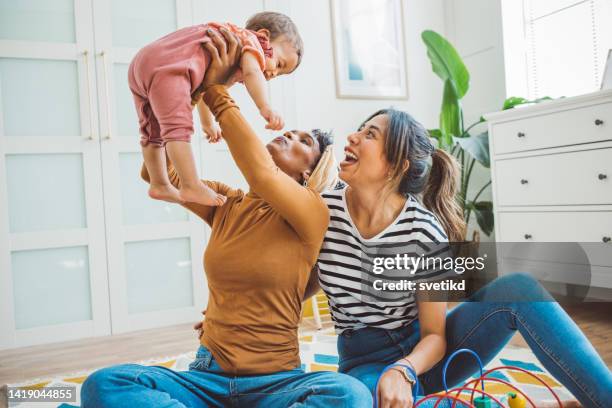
[{"xmin": 330, "ymin": 0, "xmax": 408, "ymax": 99}]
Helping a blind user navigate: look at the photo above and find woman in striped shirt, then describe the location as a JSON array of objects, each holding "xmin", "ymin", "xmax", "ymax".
[{"xmin": 315, "ymin": 109, "xmax": 610, "ymax": 407}]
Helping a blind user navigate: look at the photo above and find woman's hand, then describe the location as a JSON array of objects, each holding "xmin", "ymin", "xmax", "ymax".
[
  {"xmin": 202, "ymin": 27, "xmax": 243, "ymax": 88},
  {"xmin": 193, "ymin": 309, "xmax": 206, "ymax": 338},
  {"xmin": 377, "ymin": 368, "xmax": 414, "ymax": 408}
]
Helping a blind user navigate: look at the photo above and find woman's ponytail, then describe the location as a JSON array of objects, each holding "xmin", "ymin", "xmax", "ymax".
[{"xmin": 423, "ymin": 149, "xmax": 466, "ymax": 242}]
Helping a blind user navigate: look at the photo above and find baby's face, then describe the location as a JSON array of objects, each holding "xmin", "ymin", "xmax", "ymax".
[{"xmin": 264, "ymin": 37, "xmax": 299, "ymax": 80}]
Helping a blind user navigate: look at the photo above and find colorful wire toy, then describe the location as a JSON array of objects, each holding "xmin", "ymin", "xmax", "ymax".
[{"xmin": 374, "ymin": 348, "xmax": 564, "ymax": 408}]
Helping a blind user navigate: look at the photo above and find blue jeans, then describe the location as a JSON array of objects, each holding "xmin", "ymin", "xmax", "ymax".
[
  {"xmin": 75, "ymin": 344, "xmax": 371, "ymax": 408},
  {"xmin": 338, "ymin": 273, "xmax": 612, "ymax": 408}
]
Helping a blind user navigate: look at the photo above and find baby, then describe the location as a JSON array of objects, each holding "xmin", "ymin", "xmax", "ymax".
[{"xmin": 128, "ymin": 12, "xmax": 303, "ymax": 205}]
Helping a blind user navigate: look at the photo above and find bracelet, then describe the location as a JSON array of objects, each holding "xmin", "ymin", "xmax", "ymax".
[
  {"xmin": 382, "ymin": 363, "xmax": 420, "ymax": 397},
  {"xmin": 389, "ymin": 366, "xmax": 416, "ymax": 387},
  {"xmin": 400, "ymin": 357, "xmax": 416, "ymax": 373},
  {"xmin": 373, "ymin": 363, "xmax": 420, "ymax": 408}
]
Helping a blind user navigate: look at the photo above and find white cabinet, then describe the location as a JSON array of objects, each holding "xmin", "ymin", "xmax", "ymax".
[
  {"xmin": 91, "ymin": 0, "xmax": 209, "ymax": 336},
  {"xmin": 0, "ymin": 0, "xmax": 111, "ymax": 348},
  {"xmin": 487, "ymin": 90, "xmax": 612, "ymax": 289},
  {"xmin": 0, "ymin": 0, "xmax": 273, "ymax": 349}
]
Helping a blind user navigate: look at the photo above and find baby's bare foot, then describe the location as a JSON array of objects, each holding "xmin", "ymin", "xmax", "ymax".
[
  {"xmin": 149, "ymin": 184, "xmax": 183, "ymax": 204},
  {"xmin": 180, "ymin": 182, "xmax": 226, "ymax": 206}
]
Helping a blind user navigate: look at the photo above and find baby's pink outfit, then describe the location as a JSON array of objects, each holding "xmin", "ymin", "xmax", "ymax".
[{"xmin": 128, "ymin": 22, "xmax": 272, "ymax": 147}]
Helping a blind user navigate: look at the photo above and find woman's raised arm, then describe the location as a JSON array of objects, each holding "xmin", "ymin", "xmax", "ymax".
[{"xmin": 201, "ymin": 29, "xmax": 328, "ymax": 244}]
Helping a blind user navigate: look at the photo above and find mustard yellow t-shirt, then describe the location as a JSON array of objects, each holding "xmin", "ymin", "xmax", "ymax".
[{"xmin": 142, "ymin": 85, "xmax": 328, "ymax": 375}]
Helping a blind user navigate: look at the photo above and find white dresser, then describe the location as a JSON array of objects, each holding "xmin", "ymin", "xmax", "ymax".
[{"xmin": 486, "ymin": 90, "xmax": 612, "ymax": 289}]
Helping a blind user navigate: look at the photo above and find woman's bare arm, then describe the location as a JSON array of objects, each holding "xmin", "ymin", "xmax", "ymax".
[
  {"xmin": 401, "ymin": 300, "xmax": 447, "ymax": 373},
  {"xmin": 303, "ymin": 266, "xmax": 322, "ymax": 301}
]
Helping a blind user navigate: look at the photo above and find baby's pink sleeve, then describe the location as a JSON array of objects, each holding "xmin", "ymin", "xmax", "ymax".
[
  {"xmin": 147, "ymin": 71, "xmax": 194, "ymax": 144},
  {"xmin": 240, "ymin": 31, "xmax": 266, "ymax": 72}
]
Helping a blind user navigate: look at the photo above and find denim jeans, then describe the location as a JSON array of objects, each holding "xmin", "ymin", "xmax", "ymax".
[
  {"xmin": 338, "ymin": 273, "xmax": 612, "ymax": 408},
  {"xmin": 75, "ymin": 345, "xmax": 372, "ymax": 408}
]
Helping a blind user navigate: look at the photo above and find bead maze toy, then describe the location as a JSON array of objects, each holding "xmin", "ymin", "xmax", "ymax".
[{"xmin": 375, "ymin": 349, "xmax": 564, "ymax": 408}]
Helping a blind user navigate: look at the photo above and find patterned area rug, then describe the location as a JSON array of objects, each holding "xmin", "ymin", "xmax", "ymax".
[
  {"xmin": 299, "ymin": 331, "xmax": 573, "ymax": 406},
  {"xmin": 6, "ymin": 331, "xmax": 572, "ymax": 407}
]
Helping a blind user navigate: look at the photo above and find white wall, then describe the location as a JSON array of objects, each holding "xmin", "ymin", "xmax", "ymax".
[
  {"xmin": 444, "ymin": 0, "xmax": 507, "ymax": 124},
  {"xmin": 443, "ymin": 0, "xmax": 507, "ymax": 240},
  {"xmin": 273, "ymin": 0, "xmax": 447, "ymax": 160}
]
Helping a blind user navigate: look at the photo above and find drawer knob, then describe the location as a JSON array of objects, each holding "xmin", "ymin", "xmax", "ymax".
[
  {"xmin": 517, "ymin": 132, "xmax": 526, "ymax": 138},
  {"xmin": 524, "ymin": 234, "xmax": 532, "ymax": 240},
  {"xmin": 520, "ymin": 179, "xmax": 529, "ymax": 185},
  {"xmin": 599, "ymin": 173, "xmax": 608, "ymax": 180},
  {"xmin": 595, "ymin": 119, "xmax": 604, "ymax": 126},
  {"xmin": 603, "ymin": 237, "xmax": 611, "ymax": 243}
]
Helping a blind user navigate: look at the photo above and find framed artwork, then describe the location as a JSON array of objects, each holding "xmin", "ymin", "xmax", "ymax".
[{"xmin": 330, "ymin": 0, "xmax": 408, "ymax": 99}]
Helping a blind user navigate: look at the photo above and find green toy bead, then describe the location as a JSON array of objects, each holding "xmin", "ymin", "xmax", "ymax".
[{"xmin": 473, "ymin": 396, "xmax": 491, "ymax": 408}]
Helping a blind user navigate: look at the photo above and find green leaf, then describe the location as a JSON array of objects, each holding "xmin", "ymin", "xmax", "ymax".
[
  {"xmin": 422, "ymin": 30, "xmax": 470, "ymax": 99},
  {"xmin": 503, "ymin": 96, "xmax": 554, "ymax": 110},
  {"xmin": 440, "ymin": 80, "xmax": 461, "ymax": 148},
  {"xmin": 502, "ymin": 96, "xmax": 529, "ymax": 110},
  {"xmin": 453, "ymin": 131, "xmax": 490, "ymax": 168},
  {"xmin": 534, "ymin": 96, "xmax": 553, "ymax": 103},
  {"xmin": 428, "ymin": 128, "xmax": 442, "ymax": 140},
  {"xmin": 468, "ymin": 201, "xmax": 494, "ymax": 236}
]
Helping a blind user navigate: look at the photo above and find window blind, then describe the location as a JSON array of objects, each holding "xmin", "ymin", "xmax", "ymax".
[{"xmin": 524, "ymin": 0, "xmax": 611, "ymax": 98}]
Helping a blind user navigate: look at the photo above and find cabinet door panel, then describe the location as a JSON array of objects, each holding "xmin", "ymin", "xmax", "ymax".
[
  {"xmin": 125, "ymin": 238, "xmax": 194, "ymax": 314},
  {"xmin": 94, "ymin": 0, "xmax": 207, "ymax": 334},
  {"xmin": 0, "ymin": 58, "xmax": 81, "ymax": 137},
  {"xmin": 0, "ymin": 0, "xmax": 111, "ymax": 350},
  {"xmin": 110, "ymin": 0, "xmax": 177, "ymax": 48},
  {"xmin": 12, "ymin": 246, "xmax": 92, "ymax": 330},
  {"xmin": 0, "ymin": 0, "xmax": 76, "ymax": 43},
  {"xmin": 6, "ymin": 153, "xmax": 86, "ymax": 233}
]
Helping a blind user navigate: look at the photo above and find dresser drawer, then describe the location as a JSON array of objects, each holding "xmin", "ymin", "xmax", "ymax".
[
  {"xmin": 498, "ymin": 211, "xmax": 612, "ymax": 242},
  {"xmin": 492, "ymin": 102, "xmax": 612, "ymax": 155},
  {"xmin": 495, "ymin": 148, "xmax": 612, "ymax": 206},
  {"xmin": 497, "ymin": 211, "xmax": 612, "ymax": 269}
]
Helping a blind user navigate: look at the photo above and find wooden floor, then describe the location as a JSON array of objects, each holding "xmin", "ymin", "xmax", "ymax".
[{"xmin": 0, "ymin": 304, "xmax": 610, "ymax": 387}]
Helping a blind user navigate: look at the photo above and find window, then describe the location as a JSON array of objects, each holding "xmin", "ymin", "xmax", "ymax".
[{"xmin": 502, "ymin": 0, "xmax": 612, "ymax": 99}]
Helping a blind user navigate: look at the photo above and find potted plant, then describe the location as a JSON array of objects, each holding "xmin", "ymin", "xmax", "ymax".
[{"xmin": 421, "ymin": 30, "xmax": 551, "ymax": 241}]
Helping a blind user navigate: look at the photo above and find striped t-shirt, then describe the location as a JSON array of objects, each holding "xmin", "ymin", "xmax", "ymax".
[{"xmin": 317, "ymin": 187, "xmax": 451, "ymax": 334}]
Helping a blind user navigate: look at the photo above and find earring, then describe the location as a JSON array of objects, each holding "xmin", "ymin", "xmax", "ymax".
[{"xmin": 303, "ymin": 180, "xmax": 308, "ymax": 187}]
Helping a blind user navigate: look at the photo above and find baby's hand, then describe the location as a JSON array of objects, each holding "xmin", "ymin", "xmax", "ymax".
[
  {"xmin": 202, "ymin": 123, "xmax": 223, "ymax": 143},
  {"xmin": 260, "ymin": 107, "xmax": 284, "ymax": 131}
]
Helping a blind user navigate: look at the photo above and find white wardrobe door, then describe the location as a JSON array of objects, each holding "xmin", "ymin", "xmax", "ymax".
[
  {"xmin": 93, "ymin": 0, "xmax": 207, "ymax": 333},
  {"xmin": 0, "ymin": 0, "xmax": 111, "ymax": 349}
]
